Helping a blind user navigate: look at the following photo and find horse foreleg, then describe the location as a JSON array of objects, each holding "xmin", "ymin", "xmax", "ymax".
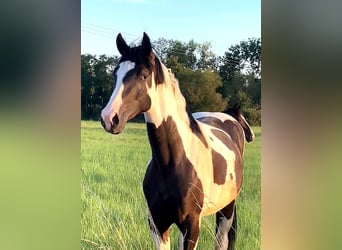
[
  {"xmin": 148, "ymin": 212, "xmax": 170, "ymax": 250},
  {"xmin": 178, "ymin": 215, "xmax": 200, "ymax": 250},
  {"xmin": 215, "ymin": 200, "xmax": 236, "ymax": 250}
]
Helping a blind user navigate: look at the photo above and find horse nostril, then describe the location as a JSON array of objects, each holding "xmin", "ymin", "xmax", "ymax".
[{"xmin": 112, "ymin": 114, "xmax": 119, "ymax": 127}]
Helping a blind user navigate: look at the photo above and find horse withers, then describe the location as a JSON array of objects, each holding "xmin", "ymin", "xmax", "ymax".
[{"xmin": 100, "ymin": 32, "xmax": 254, "ymax": 250}]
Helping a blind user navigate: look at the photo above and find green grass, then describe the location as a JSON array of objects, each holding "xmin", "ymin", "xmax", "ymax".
[{"xmin": 81, "ymin": 121, "xmax": 260, "ymax": 249}]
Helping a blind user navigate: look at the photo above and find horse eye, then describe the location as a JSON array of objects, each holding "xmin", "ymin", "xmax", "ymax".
[{"xmin": 142, "ymin": 74, "xmax": 148, "ymax": 80}]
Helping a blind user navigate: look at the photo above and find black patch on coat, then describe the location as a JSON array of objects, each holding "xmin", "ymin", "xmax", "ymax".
[
  {"xmin": 211, "ymin": 149, "xmax": 227, "ymax": 185},
  {"xmin": 143, "ymin": 116, "xmax": 204, "ymax": 238},
  {"xmin": 189, "ymin": 113, "xmax": 208, "ymax": 148},
  {"xmin": 223, "ymin": 119, "xmax": 245, "ymax": 154},
  {"xmin": 198, "ymin": 116, "xmax": 244, "ymax": 155},
  {"xmin": 225, "ymin": 105, "xmax": 254, "ymax": 143},
  {"xmin": 183, "ymin": 105, "xmax": 208, "ymax": 148},
  {"xmin": 210, "ymin": 128, "xmax": 238, "ymax": 153}
]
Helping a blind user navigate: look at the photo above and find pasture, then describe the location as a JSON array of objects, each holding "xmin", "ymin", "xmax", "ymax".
[{"xmin": 81, "ymin": 120, "xmax": 260, "ymax": 249}]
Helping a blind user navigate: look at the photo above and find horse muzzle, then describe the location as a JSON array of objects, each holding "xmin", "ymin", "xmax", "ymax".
[{"xmin": 100, "ymin": 113, "xmax": 127, "ymax": 135}]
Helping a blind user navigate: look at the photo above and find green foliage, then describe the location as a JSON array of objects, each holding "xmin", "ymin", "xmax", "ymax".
[
  {"xmin": 219, "ymin": 38, "xmax": 261, "ymax": 81},
  {"xmin": 176, "ymin": 69, "xmax": 227, "ymax": 112},
  {"xmin": 239, "ymin": 38, "xmax": 261, "ymax": 78},
  {"xmin": 217, "ymin": 38, "xmax": 261, "ymax": 125},
  {"xmin": 81, "ymin": 121, "xmax": 260, "ymax": 249},
  {"xmin": 153, "ymin": 38, "xmax": 217, "ymax": 72},
  {"xmin": 81, "ymin": 54, "xmax": 119, "ymax": 120}
]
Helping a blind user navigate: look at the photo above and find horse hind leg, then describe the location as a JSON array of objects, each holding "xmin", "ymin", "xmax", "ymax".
[
  {"xmin": 228, "ymin": 205, "xmax": 237, "ymax": 250},
  {"xmin": 215, "ymin": 200, "xmax": 236, "ymax": 250}
]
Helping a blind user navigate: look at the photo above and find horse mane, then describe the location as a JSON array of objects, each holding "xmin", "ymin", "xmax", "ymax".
[{"xmin": 166, "ymin": 67, "xmax": 206, "ymax": 145}]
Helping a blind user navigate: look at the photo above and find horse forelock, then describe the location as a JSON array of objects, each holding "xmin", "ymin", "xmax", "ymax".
[{"xmin": 118, "ymin": 45, "xmax": 165, "ymax": 85}]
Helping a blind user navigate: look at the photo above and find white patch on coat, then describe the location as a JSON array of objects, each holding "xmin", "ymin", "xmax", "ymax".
[
  {"xmin": 192, "ymin": 112, "xmax": 236, "ymax": 123},
  {"xmin": 101, "ymin": 61, "xmax": 135, "ymax": 131},
  {"xmin": 144, "ymin": 67, "xmax": 188, "ymax": 129},
  {"xmin": 194, "ymin": 123, "xmax": 240, "ymax": 217}
]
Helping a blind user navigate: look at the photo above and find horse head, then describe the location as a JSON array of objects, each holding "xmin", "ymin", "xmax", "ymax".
[{"xmin": 100, "ymin": 33, "xmax": 164, "ymax": 134}]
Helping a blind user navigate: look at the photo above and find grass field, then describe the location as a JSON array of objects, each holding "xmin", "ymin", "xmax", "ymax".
[{"xmin": 81, "ymin": 120, "xmax": 260, "ymax": 249}]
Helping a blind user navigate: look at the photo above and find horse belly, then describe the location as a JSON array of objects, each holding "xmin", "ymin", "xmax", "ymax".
[
  {"xmin": 190, "ymin": 150, "xmax": 241, "ymax": 218},
  {"xmin": 193, "ymin": 125, "xmax": 242, "ymax": 217},
  {"xmin": 200, "ymin": 174, "xmax": 239, "ymax": 217},
  {"xmin": 181, "ymin": 122, "xmax": 243, "ymax": 218}
]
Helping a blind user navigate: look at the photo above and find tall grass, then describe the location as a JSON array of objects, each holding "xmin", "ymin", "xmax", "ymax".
[{"xmin": 81, "ymin": 121, "xmax": 260, "ymax": 249}]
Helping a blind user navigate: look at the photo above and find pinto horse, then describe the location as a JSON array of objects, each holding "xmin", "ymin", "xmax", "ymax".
[{"xmin": 100, "ymin": 33, "xmax": 254, "ymax": 250}]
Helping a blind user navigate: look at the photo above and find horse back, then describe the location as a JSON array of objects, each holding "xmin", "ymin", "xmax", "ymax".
[{"xmin": 193, "ymin": 112, "xmax": 245, "ymax": 156}]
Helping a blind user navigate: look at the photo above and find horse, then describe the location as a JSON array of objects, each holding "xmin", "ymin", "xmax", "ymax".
[{"xmin": 100, "ymin": 32, "xmax": 254, "ymax": 250}]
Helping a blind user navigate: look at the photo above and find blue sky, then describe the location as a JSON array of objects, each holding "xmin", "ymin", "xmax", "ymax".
[{"xmin": 81, "ymin": 0, "xmax": 260, "ymax": 56}]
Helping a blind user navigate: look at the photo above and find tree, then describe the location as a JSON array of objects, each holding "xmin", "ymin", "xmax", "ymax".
[
  {"xmin": 218, "ymin": 38, "xmax": 261, "ymax": 119},
  {"xmin": 153, "ymin": 38, "xmax": 217, "ymax": 72},
  {"xmin": 81, "ymin": 54, "xmax": 96, "ymax": 119},
  {"xmin": 176, "ymin": 69, "xmax": 227, "ymax": 112},
  {"xmin": 239, "ymin": 38, "xmax": 261, "ymax": 79},
  {"xmin": 81, "ymin": 54, "xmax": 119, "ymax": 119},
  {"xmin": 219, "ymin": 38, "xmax": 261, "ymax": 80},
  {"xmin": 196, "ymin": 42, "xmax": 217, "ymax": 71}
]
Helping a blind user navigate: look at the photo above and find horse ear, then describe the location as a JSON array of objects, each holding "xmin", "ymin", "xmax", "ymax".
[
  {"xmin": 142, "ymin": 32, "xmax": 152, "ymax": 56},
  {"xmin": 116, "ymin": 33, "xmax": 130, "ymax": 56}
]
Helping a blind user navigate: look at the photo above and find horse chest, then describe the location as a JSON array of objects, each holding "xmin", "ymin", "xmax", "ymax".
[{"xmin": 143, "ymin": 159, "xmax": 204, "ymax": 225}]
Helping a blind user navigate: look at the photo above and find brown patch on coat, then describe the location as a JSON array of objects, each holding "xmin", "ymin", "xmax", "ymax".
[
  {"xmin": 211, "ymin": 149, "xmax": 227, "ymax": 185},
  {"xmin": 198, "ymin": 116, "xmax": 245, "ymax": 155},
  {"xmin": 210, "ymin": 128, "xmax": 243, "ymax": 190},
  {"xmin": 223, "ymin": 119, "xmax": 245, "ymax": 155}
]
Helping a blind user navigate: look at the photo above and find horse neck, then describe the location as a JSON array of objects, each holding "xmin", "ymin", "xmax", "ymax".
[
  {"xmin": 144, "ymin": 66, "xmax": 190, "ymax": 128},
  {"xmin": 144, "ymin": 67, "xmax": 194, "ymax": 167}
]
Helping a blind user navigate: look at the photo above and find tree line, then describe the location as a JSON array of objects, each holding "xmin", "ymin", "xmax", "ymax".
[{"xmin": 81, "ymin": 37, "xmax": 261, "ymax": 125}]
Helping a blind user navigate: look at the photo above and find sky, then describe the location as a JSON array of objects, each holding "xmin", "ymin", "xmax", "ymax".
[{"xmin": 81, "ymin": 0, "xmax": 260, "ymax": 57}]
